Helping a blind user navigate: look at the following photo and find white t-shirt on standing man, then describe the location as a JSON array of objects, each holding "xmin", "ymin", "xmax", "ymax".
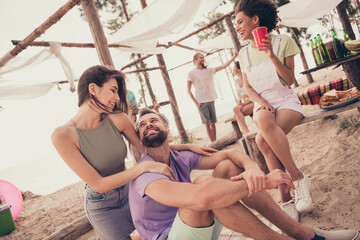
[{"xmin": 187, "ymin": 67, "xmax": 217, "ymax": 103}]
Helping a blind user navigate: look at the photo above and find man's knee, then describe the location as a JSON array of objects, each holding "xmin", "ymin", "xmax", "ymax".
[
  {"xmin": 213, "ymin": 160, "xmax": 242, "ymax": 179},
  {"xmin": 178, "ymin": 208, "xmax": 214, "ymax": 228}
]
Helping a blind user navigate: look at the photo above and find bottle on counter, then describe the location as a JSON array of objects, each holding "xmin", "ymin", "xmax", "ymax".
[
  {"xmin": 317, "ymin": 34, "xmax": 332, "ymax": 62},
  {"xmin": 314, "ymin": 38, "xmax": 325, "ymax": 64},
  {"xmin": 343, "ymin": 29, "xmax": 354, "ymax": 54},
  {"xmin": 331, "ymin": 28, "xmax": 345, "ymax": 59},
  {"xmin": 310, "ymin": 39, "xmax": 322, "ymax": 66}
]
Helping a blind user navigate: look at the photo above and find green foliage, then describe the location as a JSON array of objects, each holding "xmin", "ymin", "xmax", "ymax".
[
  {"xmin": 80, "ymin": 0, "xmax": 137, "ymax": 34},
  {"xmin": 337, "ymin": 115, "xmax": 360, "ymax": 134},
  {"xmin": 195, "ymin": 12, "xmax": 227, "ymax": 43}
]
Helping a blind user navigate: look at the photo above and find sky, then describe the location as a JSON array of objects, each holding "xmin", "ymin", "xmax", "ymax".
[{"xmin": 0, "ymin": 0, "xmax": 358, "ymax": 194}]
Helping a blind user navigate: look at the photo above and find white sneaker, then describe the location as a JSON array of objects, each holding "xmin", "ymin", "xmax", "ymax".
[
  {"xmin": 294, "ymin": 173, "xmax": 312, "ymax": 212},
  {"xmin": 280, "ymin": 199, "xmax": 299, "ymax": 222}
]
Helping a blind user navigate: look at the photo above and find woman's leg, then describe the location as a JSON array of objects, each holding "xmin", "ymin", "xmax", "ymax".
[
  {"xmin": 253, "ymin": 109, "xmax": 303, "ymax": 181},
  {"xmin": 233, "ymin": 103, "xmax": 250, "ymax": 134}
]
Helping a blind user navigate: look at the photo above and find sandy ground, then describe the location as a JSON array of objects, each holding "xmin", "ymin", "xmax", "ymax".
[{"xmin": 2, "ymin": 66, "xmax": 360, "ymax": 240}]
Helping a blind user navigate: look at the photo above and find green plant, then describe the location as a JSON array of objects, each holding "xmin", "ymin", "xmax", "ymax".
[{"xmin": 337, "ymin": 115, "xmax": 360, "ymax": 133}]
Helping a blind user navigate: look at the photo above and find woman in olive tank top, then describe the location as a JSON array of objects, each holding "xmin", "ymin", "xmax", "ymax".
[{"xmin": 52, "ymin": 65, "xmax": 216, "ymax": 240}]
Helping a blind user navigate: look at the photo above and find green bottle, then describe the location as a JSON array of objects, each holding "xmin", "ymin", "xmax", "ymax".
[
  {"xmin": 310, "ymin": 39, "xmax": 322, "ymax": 66},
  {"xmin": 314, "ymin": 38, "xmax": 324, "ymax": 64},
  {"xmin": 331, "ymin": 29, "xmax": 345, "ymax": 59},
  {"xmin": 343, "ymin": 29, "xmax": 354, "ymax": 54},
  {"xmin": 317, "ymin": 34, "xmax": 331, "ymax": 62}
]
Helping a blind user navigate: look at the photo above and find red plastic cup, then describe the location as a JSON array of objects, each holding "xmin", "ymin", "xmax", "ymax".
[{"xmin": 252, "ymin": 27, "xmax": 268, "ymax": 51}]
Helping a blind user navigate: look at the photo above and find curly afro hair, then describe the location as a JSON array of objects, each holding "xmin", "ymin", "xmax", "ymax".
[{"xmin": 235, "ymin": 0, "xmax": 279, "ymax": 32}]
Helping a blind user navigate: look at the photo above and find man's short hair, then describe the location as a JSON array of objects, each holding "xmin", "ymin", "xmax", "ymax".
[{"xmin": 136, "ymin": 108, "xmax": 169, "ymax": 133}]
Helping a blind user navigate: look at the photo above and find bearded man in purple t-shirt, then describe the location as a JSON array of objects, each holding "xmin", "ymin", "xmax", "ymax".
[{"xmin": 128, "ymin": 108, "xmax": 360, "ymax": 240}]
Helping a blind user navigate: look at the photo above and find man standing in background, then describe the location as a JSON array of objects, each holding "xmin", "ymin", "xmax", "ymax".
[{"xmin": 187, "ymin": 53, "xmax": 236, "ymax": 142}]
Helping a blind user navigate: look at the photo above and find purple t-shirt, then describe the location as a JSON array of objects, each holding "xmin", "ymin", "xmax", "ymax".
[{"xmin": 129, "ymin": 150, "xmax": 202, "ymax": 240}]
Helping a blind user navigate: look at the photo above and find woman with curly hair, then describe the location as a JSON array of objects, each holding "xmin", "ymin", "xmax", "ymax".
[{"xmin": 234, "ymin": 0, "xmax": 312, "ymax": 221}]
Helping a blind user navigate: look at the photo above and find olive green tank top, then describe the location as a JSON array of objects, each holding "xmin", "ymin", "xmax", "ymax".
[{"xmin": 73, "ymin": 115, "xmax": 128, "ymax": 177}]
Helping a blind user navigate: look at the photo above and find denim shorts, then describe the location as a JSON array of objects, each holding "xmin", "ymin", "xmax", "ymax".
[{"xmin": 83, "ymin": 183, "xmax": 135, "ymax": 240}]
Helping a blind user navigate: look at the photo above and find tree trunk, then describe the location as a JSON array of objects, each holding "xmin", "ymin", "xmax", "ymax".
[
  {"xmin": 225, "ymin": 16, "xmax": 241, "ymax": 53},
  {"xmin": 336, "ymin": 1, "xmax": 356, "ymax": 40},
  {"xmin": 156, "ymin": 54, "xmax": 189, "ymax": 143},
  {"xmin": 336, "ymin": 2, "xmax": 360, "ymax": 88},
  {"xmin": 290, "ymin": 28, "xmax": 313, "ymax": 84},
  {"xmin": 81, "ymin": 0, "xmax": 113, "ymax": 66},
  {"xmin": 342, "ymin": 58, "xmax": 360, "ymax": 89},
  {"xmin": 137, "ymin": 53, "xmax": 157, "ymax": 104}
]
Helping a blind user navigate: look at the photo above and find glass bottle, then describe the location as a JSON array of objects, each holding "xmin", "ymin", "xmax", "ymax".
[
  {"xmin": 343, "ymin": 29, "xmax": 354, "ymax": 54},
  {"xmin": 331, "ymin": 29, "xmax": 345, "ymax": 59},
  {"xmin": 317, "ymin": 34, "xmax": 332, "ymax": 62},
  {"xmin": 310, "ymin": 39, "xmax": 321, "ymax": 66},
  {"xmin": 314, "ymin": 38, "xmax": 324, "ymax": 64}
]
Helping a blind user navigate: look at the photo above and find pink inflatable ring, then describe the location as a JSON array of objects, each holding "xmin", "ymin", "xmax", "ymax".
[{"xmin": 0, "ymin": 180, "xmax": 23, "ymax": 220}]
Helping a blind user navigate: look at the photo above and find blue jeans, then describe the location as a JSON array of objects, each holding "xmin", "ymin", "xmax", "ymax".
[{"xmin": 83, "ymin": 184, "xmax": 135, "ymax": 240}]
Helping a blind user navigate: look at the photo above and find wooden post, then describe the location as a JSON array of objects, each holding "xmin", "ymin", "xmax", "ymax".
[
  {"xmin": 336, "ymin": 2, "xmax": 360, "ymax": 88},
  {"xmin": 224, "ymin": 16, "xmax": 241, "ymax": 53},
  {"xmin": 336, "ymin": 1, "xmax": 356, "ymax": 40},
  {"xmin": 156, "ymin": 54, "xmax": 189, "ymax": 143},
  {"xmin": 290, "ymin": 28, "xmax": 313, "ymax": 85},
  {"xmin": 0, "ymin": 0, "xmax": 81, "ymax": 68},
  {"xmin": 138, "ymin": 54, "xmax": 157, "ymax": 105},
  {"xmin": 243, "ymin": 133, "xmax": 269, "ymax": 174},
  {"xmin": 81, "ymin": 0, "xmax": 114, "ymax": 66}
]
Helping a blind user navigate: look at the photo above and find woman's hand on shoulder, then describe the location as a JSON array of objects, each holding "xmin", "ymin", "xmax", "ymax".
[
  {"xmin": 139, "ymin": 161, "xmax": 177, "ymax": 181},
  {"xmin": 187, "ymin": 145, "xmax": 218, "ymax": 156}
]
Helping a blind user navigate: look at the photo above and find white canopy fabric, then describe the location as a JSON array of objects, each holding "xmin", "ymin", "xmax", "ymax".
[
  {"xmin": 278, "ymin": 0, "xmax": 342, "ymax": 28},
  {"xmin": 193, "ymin": 32, "xmax": 236, "ymax": 52},
  {"xmin": 0, "ymin": 80, "xmax": 55, "ymax": 100},
  {"xmin": 108, "ymin": 0, "xmax": 223, "ymax": 54}
]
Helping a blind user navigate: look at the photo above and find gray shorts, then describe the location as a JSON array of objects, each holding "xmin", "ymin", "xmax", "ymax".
[
  {"xmin": 198, "ymin": 101, "xmax": 217, "ymax": 124},
  {"xmin": 83, "ymin": 184, "xmax": 135, "ymax": 240}
]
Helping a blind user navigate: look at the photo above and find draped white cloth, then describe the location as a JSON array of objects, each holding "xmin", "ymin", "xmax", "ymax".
[
  {"xmin": 0, "ymin": 42, "xmax": 76, "ymax": 100},
  {"xmin": 109, "ymin": 0, "xmax": 223, "ymax": 54},
  {"xmin": 278, "ymin": 0, "xmax": 343, "ymax": 28},
  {"xmin": 0, "ymin": 80, "xmax": 55, "ymax": 100}
]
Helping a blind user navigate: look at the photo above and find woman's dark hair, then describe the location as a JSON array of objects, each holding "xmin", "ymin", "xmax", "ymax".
[
  {"xmin": 235, "ymin": 0, "xmax": 278, "ymax": 32},
  {"xmin": 77, "ymin": 65, "xmax": 128, "ymax": 114}
]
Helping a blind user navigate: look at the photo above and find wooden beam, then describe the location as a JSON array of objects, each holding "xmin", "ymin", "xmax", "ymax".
[
  {"xmin": 43, "ymin": 216, "xmax": 92, "ymax": 240},
  {"xmin": 120, "ymin": 54, "xmax": 152, "ymax": 70},
  {"xmin": 81, "ymin": 0, "xmax": 114, "ymax": 66},
  {"xmin": 172, "ymin": 43, "xmax": 207, "ymax": 54},
  {"xmin": 121, "ymin": 11, "xmax": 235, "ymax": 70},
  {"xmin": 166, "ymin": 11, "xmax": 235, "ymax": 48},
  {"xmin": 0, "ymin": 0, "xmax": 81, "ymax": 68},
  {"xmin": 11, "ymin": 40, "xmax": 131, "ymax": 49},
  {"xmin": 123, "ymin": 66, "xmax": 164, "ymax": 74}
]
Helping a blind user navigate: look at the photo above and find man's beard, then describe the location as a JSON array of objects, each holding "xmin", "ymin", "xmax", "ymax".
[
  {"xmin": 200, "ymin": 62, "xmax": 207, "ymax": 69},
  {"xmin": 141, "ymin": 129, "xmax": 167, "ymax": 148}
]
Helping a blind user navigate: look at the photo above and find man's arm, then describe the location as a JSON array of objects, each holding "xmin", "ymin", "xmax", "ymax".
[
  {"xmin": 187, "ymin": 81, "xmax": 201, "ymax": 108},
  {"xmin": 144, "ymin": 169, "xmax": 294, "ymax": 211},
  {"xmin": 215, "ymin": 54, "xmax": 237, "ymax": 73},
  {"xmin": 197, "ymin": 149, "xmax": 266, "ymax": 196}
]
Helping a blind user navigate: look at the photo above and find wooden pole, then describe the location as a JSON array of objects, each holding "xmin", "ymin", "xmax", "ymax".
[
  {"xmin": 11, "ymin": 40, "xmax": 131, "ymax": 49},
  {"xmin": 224, "ymin": 16, "xmax": 241, "ymax": 53},
  {"xmin": 218, "ymin": 51, "xmax": 238, "ymax": 103},
  {"xmin": 81, "ymin": 0, "xmax": 114, "ymax": 66},
  {"xmin": 156, "ymin": 54, "xmax": 189, "ymax": 143},
  {"xmin": 172, "ymin": 43, "xmax": 208, "ymax": 54},
  {"xmin": 290, "ymin": 28, "xmax": 313, "ymax": 85},
  {"xmin": 336, "ymin": 1, "xmax": 356, "ymax": 40},
  {"xmin": 123, "ymin": 66, "xmax": 164, "ymax": 74},
  {"xmin": 138, "ymin": 0, "xmax": 188, "ymax": 142},
  {"xmin": 137, "ymin": 53, "xmax": 157, "ymax": 105},
  {"xmin": 0, "ymin": 0, "xmax": 81, "ymax": 68}
]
